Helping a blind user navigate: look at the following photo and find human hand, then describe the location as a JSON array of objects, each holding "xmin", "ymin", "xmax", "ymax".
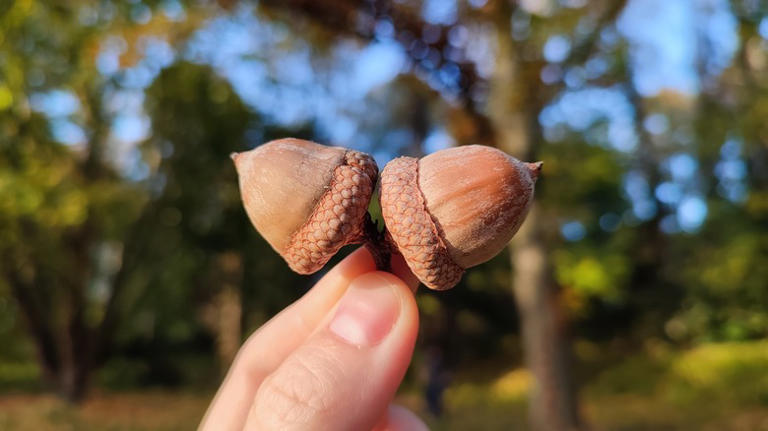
[{"xmin": 200, "ymin": 247, "xmax": 427, "ymax": 430}]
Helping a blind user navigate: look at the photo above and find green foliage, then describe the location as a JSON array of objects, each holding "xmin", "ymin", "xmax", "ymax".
[
  {"xmin": 665, "ymin": 341, "xmax": 768, "ymax": 405},
  {"xmin": 668, "ymin": 212, "xmax": 768, "ymax": 342},
  {"xmin": 539, "ymin": 139, "xmax": 626, "ymax": 215},
  {"xmin": 107, "ymin": 61, "xmax": 305, "ymax": 376},
  {"xmin": 0, "ymin": 361, "xmax": 42, "ymax": 392},
  {"xmin": 554, "ymin": 246, "xmax": 629, "ymax": 304}
]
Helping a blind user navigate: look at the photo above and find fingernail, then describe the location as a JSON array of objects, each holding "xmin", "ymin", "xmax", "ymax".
[{"xmin": 329, "ymin": 273, "xmax": 400, "ymax": 347}]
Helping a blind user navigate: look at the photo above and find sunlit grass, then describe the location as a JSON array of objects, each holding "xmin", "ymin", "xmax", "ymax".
[
  {"xmin": 419, "ymin": 341, "xmax": 768, "ymax": 430},
  {"xmin": 664, "ymin": 341, "xmax": 768, "ymax": 405}
]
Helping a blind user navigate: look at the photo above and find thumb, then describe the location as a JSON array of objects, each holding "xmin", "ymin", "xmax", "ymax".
[{"xmin": 244, "ymin": 271, "xmax": 419, "ymax": 431}]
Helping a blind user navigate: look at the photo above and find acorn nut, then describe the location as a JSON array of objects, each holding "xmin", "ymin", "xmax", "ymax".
[
  {"xmin": 233, "ymin": 139, "xmax": 541, "ymax": 291},
  {"xmin": 231, "ymin": 138, "xmax": 377, "ymax": 274},
  {"xmin": 379, "ymin": 145, "xmax": 541, "ymax": 290}
]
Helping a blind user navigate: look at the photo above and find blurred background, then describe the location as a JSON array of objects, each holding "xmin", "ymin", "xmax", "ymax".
[{"xmin": 1, "ymin": 0, "xmax": 768, "ymax": 430}]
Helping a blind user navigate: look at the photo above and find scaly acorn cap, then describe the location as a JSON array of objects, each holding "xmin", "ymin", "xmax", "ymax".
[
  {"xmin": 232, "ymin": 138, "xmax": 377, "ymax": 274},
  {"xmin": 379, "ymin": 145, "xmax": 541, "ymax": 290}
]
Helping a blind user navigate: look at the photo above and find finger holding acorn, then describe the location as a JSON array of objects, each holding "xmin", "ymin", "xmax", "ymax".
[{"xmin": 231, "ymin": 138, "xmax": 541, "ymax": 291}]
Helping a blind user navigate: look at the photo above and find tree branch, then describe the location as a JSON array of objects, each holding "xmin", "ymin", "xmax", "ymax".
[
  {"xmin": 562, "ymin": 0, "xmax": 628, "ymax": 67},
  {"xmin": 260, "ymin": 0, "xmax": 496, "ymax": 146},
  {"xmin": 4, "ymin": 260, "xmax": 61, "ymax": 383}
]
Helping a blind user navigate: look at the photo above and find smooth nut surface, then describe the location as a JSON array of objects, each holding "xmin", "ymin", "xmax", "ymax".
[
  {"xmin": 233, "ymin": 138, "xmax": 345, "ymax": 253},
  {"xmin": 419, "ymin": 145, "xmax": 539, "ymax": 268}
]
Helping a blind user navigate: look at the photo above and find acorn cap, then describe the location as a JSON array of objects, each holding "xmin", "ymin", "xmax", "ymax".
[
  {"xmin": 380, "ymin": 156, "xmax": 464, "ymax": 290},
  {"xmin": 379, "ymin": 145, "xmax": 540, "ymax": 290},
  {"xmin": 233, "ymin": 138, "xmax": 377, "ymax": 274}
]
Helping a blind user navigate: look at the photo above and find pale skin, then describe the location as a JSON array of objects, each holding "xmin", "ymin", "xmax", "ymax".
[{"xmin": 199, "ymin": 247, "xmax": 429, "ymax": 431}]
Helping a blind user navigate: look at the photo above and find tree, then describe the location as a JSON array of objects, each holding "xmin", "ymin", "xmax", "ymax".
[
  {"xmin": 0, "ymin": 1, "xmax": 148, "ymax": 400},
  {"xmin": 0, "ymin": 0, "xmax": 255, "ymax": 400}
]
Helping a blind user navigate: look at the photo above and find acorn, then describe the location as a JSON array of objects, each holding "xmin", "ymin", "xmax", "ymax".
[
  {"xmin": 231, "ymin": 138, "xmax": 378, "ymax": 274},
  {"xmin": 379, "ymin": 145, "xmax": 541, "ymax": 290}
]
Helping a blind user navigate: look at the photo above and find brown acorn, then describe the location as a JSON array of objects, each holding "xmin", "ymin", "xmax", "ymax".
[
  {"xmin": 379, "ymin": 145, "xmax": 541, "ymax": 290},
  {"xmin": 232, "ymin": 138, "xmax": 378, "ymax": 274}
]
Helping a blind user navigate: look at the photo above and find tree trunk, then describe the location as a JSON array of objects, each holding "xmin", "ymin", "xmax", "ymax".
[
  {"xmin": 510, "ymin": 208, "xmax": 581, "ymax": 431},
  {"xmin": 7, "ymin": 271, "xmax": 94, "ymax": 403},
  {"xmin": 209, "ymin": 252, "xmax": 244, "ymax": 374},
  {"xmin": 56, "ymin": 352, "xmax": 91, "ymax": 403},
  {"xmin": 214, "ymin": 287, "xmax": 242, "ymax": 373},
  {"xmin": 490, "ymin": 6, "xmax": 582, "ymax": 430},
  {"xmin": 7, "ymin": 273, "xmax": 61, "ymax": 390}
]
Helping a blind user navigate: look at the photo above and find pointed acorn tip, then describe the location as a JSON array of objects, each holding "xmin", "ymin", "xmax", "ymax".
[
  {"xmin": 526, "ymin": 161, "xmax": 543, "ymax": 181},
  {"xmin": 230, "ymin": 152, "xmax": 240, "ymax": 163}
]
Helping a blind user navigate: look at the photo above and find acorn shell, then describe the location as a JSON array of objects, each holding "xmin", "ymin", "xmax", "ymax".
[
  {"xmin": 233, "ymin": 138, "xmax": 377, "ymax": 274},
  {"xmin": 379, "ymin": 145, "xmax": 540, "ymax": 290}
]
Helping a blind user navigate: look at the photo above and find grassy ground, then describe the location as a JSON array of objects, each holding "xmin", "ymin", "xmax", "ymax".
[
  {"xmin": 0, "ymin": 389, "xmax": 765, "ymax": 431},
  {"xmin": 0, "ymin": 391, "xmax": 209, "ymax": 431},
  {"xmin": 0, "ymin": 341, "xmax": 766, "ymax": 430}
]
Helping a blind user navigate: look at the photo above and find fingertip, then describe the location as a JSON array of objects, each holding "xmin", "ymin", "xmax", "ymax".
[
  {"xmin": 390, "ymin": 253, "xmax": 420, "ymax": 293},
  {"xmin": 330, "ymin": 249, "xmax": 418, "ymax": 293},
  {"xmin": 350, "ymin": 270, "xmax": 408, "ymax": 289},
  {"xmin": 351, "ymin": 271, "xmax": 417, "ymax": 312},
  {"xmin": 337, "ymin": 246, "xmax": 377, "ymax": 274},
  {"xmin": 347, "ymin": 271, "xmax": 419, "ymax": 341},
  {"xmin": 313, "ymin": 246, "xmax": 377, "ymax": 292}
]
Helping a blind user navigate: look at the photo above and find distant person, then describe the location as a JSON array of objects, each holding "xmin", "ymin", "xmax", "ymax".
[
  {"xmin": 424, "ymin": 346, "xmax": 451, "ymax": 417},
  {"xmin": 200, "ymin": 247, "xmax": 428, "ymax": 430}
]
